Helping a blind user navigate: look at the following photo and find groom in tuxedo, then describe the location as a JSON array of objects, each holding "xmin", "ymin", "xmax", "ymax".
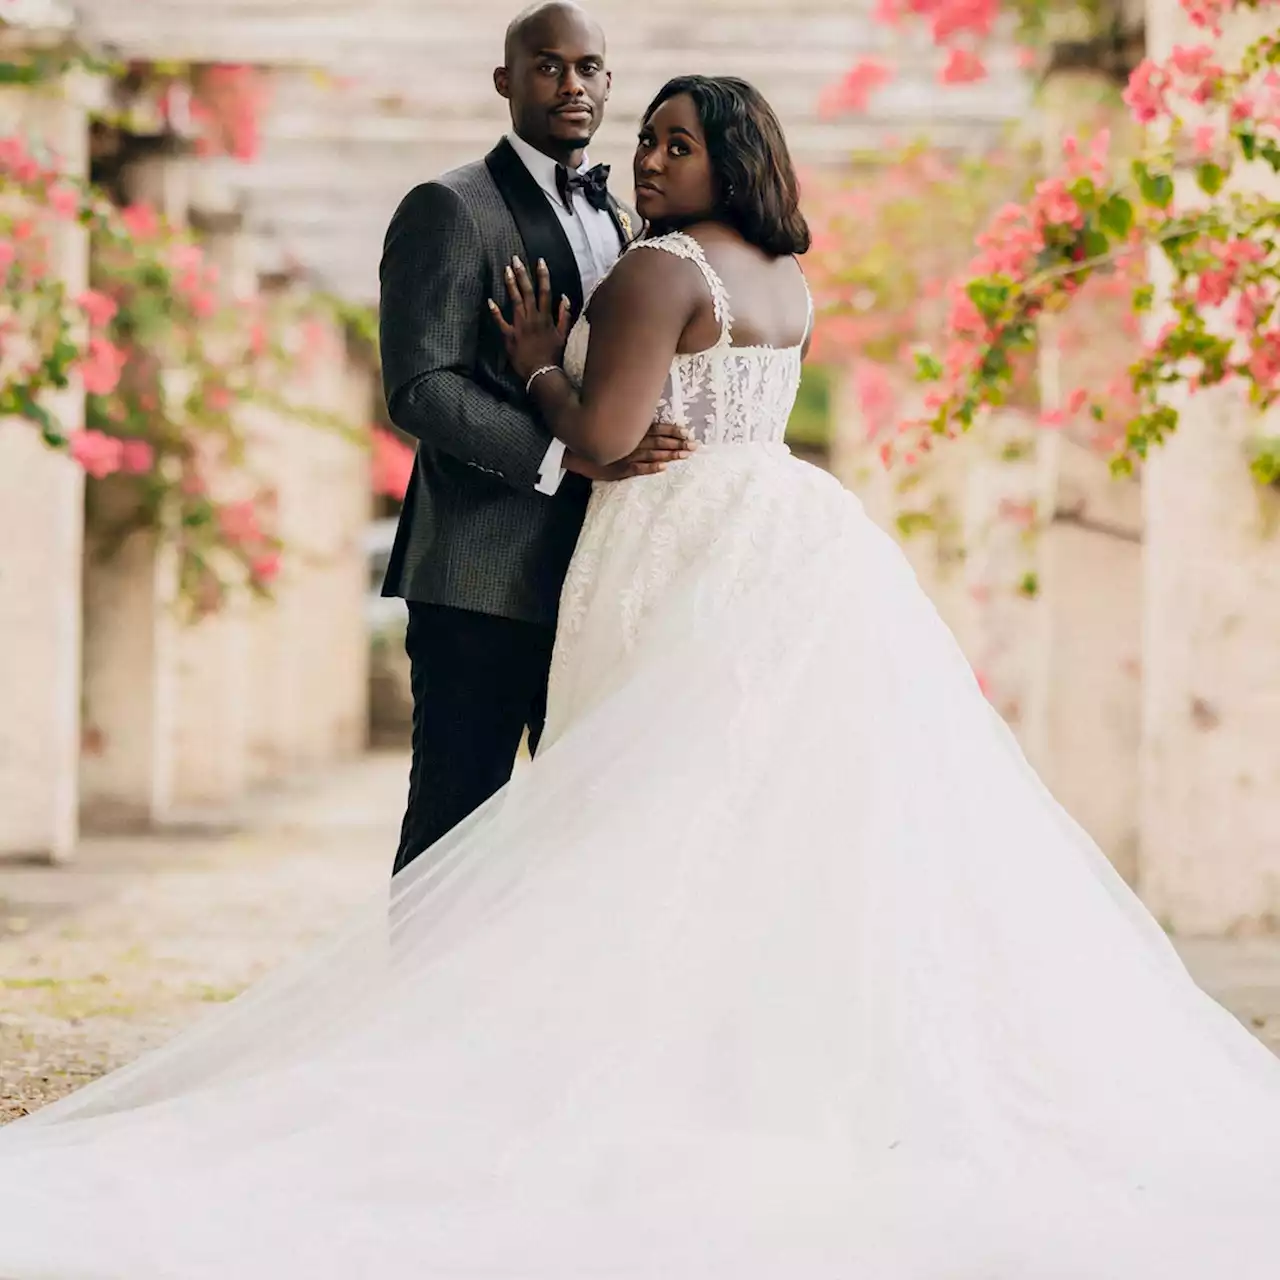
[{"xmin": 379, "ymin": 2, "xmax": 683, "ymax": 874}]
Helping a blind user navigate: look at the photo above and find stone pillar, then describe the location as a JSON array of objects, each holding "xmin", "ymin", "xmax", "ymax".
[
  {"xmin": 829, "ymin": 366, "xmax": 977, "ymax": 648},
  {"xmin": 1138, "ymin": 0, "xmax": 1280, "ymax": 933},
  {"xmin": 0, "ymin": 67, "xmax": 90, "ymax": 860},
  {"xmin": 242, "ymin": 301, "xmax": 373, "ymax": 780},
  {"xmin": 958, "ymin": 410, "xmax": 1046, "ymax": 747},
  {"xmin": 166, "ymin": 213, "xmax": 255, "ymax": 812},
  {"xmin": 1020, "ymin": 66, "xmax": 1145, "ymax": 875},
  {"xmin": 284, "ymin": 317, "xmax": 372, "ymax": 766},
  {"xmin": 79, "ymin": 152, "xmax": 188, "ymax": 828}
]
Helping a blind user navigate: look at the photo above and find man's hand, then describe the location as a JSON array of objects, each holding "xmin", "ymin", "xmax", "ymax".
[{"xmin": 565, "ymin": 424, "xmax": 697, "ymax": 482}]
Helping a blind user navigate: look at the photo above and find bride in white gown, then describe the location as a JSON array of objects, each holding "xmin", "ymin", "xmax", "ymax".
[{"xmin": 3, "ymin": 74, "xmax": 1280, "ymax": 1279}]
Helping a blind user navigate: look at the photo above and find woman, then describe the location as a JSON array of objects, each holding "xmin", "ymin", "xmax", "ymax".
[{"xmin": 1, "ymin": 75, "xmax": 1279, "ymax": 1279}]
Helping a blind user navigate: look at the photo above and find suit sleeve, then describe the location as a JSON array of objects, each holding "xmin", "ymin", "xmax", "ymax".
[{"xmin": 378, "ymin": 182, "xmax": 555, "ymax": 492}]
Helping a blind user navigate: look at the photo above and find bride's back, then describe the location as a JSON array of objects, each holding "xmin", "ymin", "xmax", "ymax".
[
  {"xmin": 671, "ymin": 222, "xmax": 812, "ymax": 357},
  {"xmin": 607, "ymin": 228, "xmax": 812, "ymax": 448}
]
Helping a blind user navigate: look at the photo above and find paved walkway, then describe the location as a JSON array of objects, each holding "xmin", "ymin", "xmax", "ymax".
[
  {"xmin": 2, "ymin": 750, "xmax": 1279, "ymax": 1124},
  {"xmin": 0, "ymin": 752, "xmax": 403, "ymax": 1122}
]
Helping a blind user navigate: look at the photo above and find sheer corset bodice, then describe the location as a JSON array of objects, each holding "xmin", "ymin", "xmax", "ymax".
[{"xmin": 562, "ymin": 230, "xmax": 812, "ymax": 447}]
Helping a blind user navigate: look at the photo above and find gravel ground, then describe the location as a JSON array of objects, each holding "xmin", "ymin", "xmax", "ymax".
[{"xmin": 0, "ymin": 751, "xmax": 402, "ymax": 1124}]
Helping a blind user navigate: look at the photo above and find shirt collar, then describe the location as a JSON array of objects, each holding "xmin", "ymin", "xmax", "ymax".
[{"xmin": 506, "ymin": 130, "xmax": 589, "ymax": 204}]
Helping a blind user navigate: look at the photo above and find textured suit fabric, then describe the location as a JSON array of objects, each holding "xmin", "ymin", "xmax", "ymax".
[
  {"xmin": 393, "ymin": 603, "xmax": 555, "ymax": 875},
  {"xmin": 379, "ymin": 138, "xmax": 634, "ymax": 627},
  {"xmin": 380, "ymin": 138, "xmax": 635, "ymax": 873}
]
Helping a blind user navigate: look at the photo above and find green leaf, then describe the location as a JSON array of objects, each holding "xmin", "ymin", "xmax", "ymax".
[
  {"xmin": 1017, "ymin": 572, "xmax": 1040, "ymax": 599},
  {"xmin": 1140, "ymin": 170, "xmax": 1174, "ymax": 209},
  {"xmin": 1098, "ymin": 194, "xmax": 1134, "ymax": 238},
  {"xmin": 1239, "ymin": 131, "xmax": 1257, "ymax": 161},
  {"xmin": 1195, "ymin": 162, "xmax": 1226, "ymax": 195},
  {"xmin": 1248, "ymin": 439, "xmax": 1280, "ymax": 486},
  {"xmin": 966, "ymin": 279, "xmax": 1011, "ymax": 322},
  {"xmin": 1132, "ymin": 284, "xmax": 1154, "ymax": 311},
  {"xmin": 1260, "ymin": 140, "xmax": 1280, "ymax": 173},
  {"xmin": 896, "ymin": 510, "xmax": 935, "ymax": 538},
  {"xmin": 1069, "ymin": 176, "xmax": 1098, "ymax": 206},
  {"xmin": 913, "ymin": 351, "xmax": 943, "ymax": 382},
  {"xmin": 1082, "ymin": 226, "xmax": 1110, "ymax": 260},
  {"xmin": 0, "ymin": 61, "xmax": 43, "ymax": 86}
]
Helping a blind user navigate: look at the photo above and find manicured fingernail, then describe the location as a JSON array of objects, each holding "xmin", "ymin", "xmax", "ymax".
[
  {"xmin": 538, "ymin": 258, "xmax": 546, "ymax": 270},
  {"xmin": 513, "ymin": 256, "xmax": 523, "ymax": 270}
]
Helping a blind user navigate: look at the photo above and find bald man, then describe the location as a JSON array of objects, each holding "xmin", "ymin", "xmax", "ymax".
[{"xmin": 379, "ymin": 4, "xmax": 681, "ymax": 875}]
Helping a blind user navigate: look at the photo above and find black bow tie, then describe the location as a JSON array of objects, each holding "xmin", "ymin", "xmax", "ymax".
[{"xmin": 555, "ymin": 162, "xmax": 610, "ymax": 214}]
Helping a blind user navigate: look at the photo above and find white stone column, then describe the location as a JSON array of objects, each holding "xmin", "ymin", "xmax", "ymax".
[
  {"xmin": 79, "ymin": 153, "xmax": 188, "ymax": 828},
  {"xmin": 958, "ymin": 409, "xmax": 1046, "ymax": 745},
  {"xmin": 166, "ymin": 214, "xmax": 255, "ymax": 812},
  {"xmin": 242, "ymin": 301, "xmax": 373, "ymax": 779},
  {"xmin": 1017, "ymin": 66, "xmax": 1145, "ymax": 875},
  {"xmin": 0, "ymin": 68, "xmax": 90, "ymax": 860},
  {"xmin": 1137, "ymin": 0, "xmax": 1280, "ymax": 933},
  {"xmin": 829, "ymin": 366, "xmax": 978, "ymax": 648}
]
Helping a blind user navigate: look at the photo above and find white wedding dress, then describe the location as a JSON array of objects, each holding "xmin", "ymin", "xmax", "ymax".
[{"xmin": 2, "ymin": 230, "xmax": 1280, "ymax": 1278}]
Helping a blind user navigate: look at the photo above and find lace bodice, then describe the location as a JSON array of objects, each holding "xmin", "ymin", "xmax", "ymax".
[{"xmin": 562, "ymin": 230, "xmax": 811, "ymax": 447}]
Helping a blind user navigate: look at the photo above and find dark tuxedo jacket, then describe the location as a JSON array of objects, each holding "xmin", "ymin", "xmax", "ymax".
[{"xmin": 378, "ymin": 137, "xmax": 636, "ymax": 628}]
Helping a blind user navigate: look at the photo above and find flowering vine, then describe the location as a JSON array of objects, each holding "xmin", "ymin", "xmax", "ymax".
[
  {"xmin": 0, "ymin": 126, "xmax": 367, "ymax": 615},
  {"xmin": 852, "ymin": 0, "xmax": 1280, "ymax": 486}
]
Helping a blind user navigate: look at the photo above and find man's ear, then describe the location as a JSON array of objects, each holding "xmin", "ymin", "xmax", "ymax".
[
  {"xmin": 494, "ymin": 66, "xmax": 510, "ymax": 99},
  {"xmin": 604, "ymin": 70, "xmax": 612, "ymax": 101}
]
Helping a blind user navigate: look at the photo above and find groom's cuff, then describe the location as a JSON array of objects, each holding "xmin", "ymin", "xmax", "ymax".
[{"xmin": 535, "ymin": 438, "xmax": 567, "ymax": 495}]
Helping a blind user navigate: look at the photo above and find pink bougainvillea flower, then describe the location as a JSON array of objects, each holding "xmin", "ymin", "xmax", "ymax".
[
  {"xmin": 47, "ymin": 185, "xmax": 80, "ymax": 220},
  {"xmin": 206, "ymin": 384, "xmax": 233, "ymax": 413},
  {"xmin": 68, "ymin": 429, "xmax": 124, "ymax": 479},
  {"xmin": 120, "ymin": 203, "xmax": 160, "ymax": 240},
  {"xmin": 372, "ymin": 428, "xmax": 415, "ymax": 501},
  {"xmin": 818, "ymin": 58, "xmax": 896, "ymax": 117},
  {"xmin": 1179, "ymin": 0, "xmax": 1226, "ymax": 35},
  {"xmin": 1248, "ymin": 331, "xmax": 1280, "ymax": 389},
  {"xmin": 1235, "ymin": 285, "xmax": 1267, "ymax": 334},
  {"xmin": 75, "ymin": 289, "xmax": 118, "ymax": 329},
  {"xmin": 170, "ymin": 242, "xmax": 204, "ymax": 274},
  {"xmin": 119, "ymin": 439, "xmax": 155, "ymax": 474},
  {"xmin": 185, "ymin": 289, "xmax": 219, "ymax": 319},
  {"xmin": 217, "ymin": 499, "xmax": 261, "ymax": 544},
  {"xmin": 1192, "ymin": 123, "xmax": 1218, "ymax": 154},
  {"xmin": 1123, "ymin": 60, "xmax": 1170, "ymax": 123},
  {"xmin": 931, "ymin": 0, "xmax": 997, "ymax": 44},
  {"xmin": 939, "ymin": 48, "xmax": 987, "ymax": 85},
  {"xmin": 0, "ymin": 134, "xmax": 31, "ymax": 175},
  {"xmin": 78, "ymin": 337, "xmax": 128, "ymax": 397},
  {"xmin": 250, "ymin": 552, "xmax": 281, "ymax": 584}
]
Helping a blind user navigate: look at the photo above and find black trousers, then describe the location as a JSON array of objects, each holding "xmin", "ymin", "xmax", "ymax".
[{"xmin": 393, "ymin": 602, "xmax": 556, "ymax": 876}]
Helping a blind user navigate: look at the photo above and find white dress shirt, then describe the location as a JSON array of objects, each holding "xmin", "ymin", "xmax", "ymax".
[{"xmin": 505, "ymin": 131, "xmax": 622, "ymax": 495}]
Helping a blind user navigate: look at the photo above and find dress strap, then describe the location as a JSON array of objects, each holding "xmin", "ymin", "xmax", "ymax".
[{"xmin": 627, "ymin": 231, "xmax": 733, "ymax": 347}]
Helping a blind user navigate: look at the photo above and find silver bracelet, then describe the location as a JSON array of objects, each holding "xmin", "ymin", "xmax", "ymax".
[{"xmin": 525, "ymin": 365, "xmax": 559, "ymax": 394}]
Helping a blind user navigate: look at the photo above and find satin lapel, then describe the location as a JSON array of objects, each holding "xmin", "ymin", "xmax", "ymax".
[{"xmin": 484, "ymin": 138, "xmax": 584, "ymax": 323}]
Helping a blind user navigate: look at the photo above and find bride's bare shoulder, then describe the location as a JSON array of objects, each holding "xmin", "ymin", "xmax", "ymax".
[{"xmin": 585, "ymin": 236, "xmax": 703, "ymax": 325}]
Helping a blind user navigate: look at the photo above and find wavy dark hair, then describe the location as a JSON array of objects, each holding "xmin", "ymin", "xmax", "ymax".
[{"xmin": 642, "ymin": 75, "xmax": 810, "ymax": 257}]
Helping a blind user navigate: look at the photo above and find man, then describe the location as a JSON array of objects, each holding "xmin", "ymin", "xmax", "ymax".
[{"xmin": 379, "ymin": 1, "xmax": 688, "ymax": 875}]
